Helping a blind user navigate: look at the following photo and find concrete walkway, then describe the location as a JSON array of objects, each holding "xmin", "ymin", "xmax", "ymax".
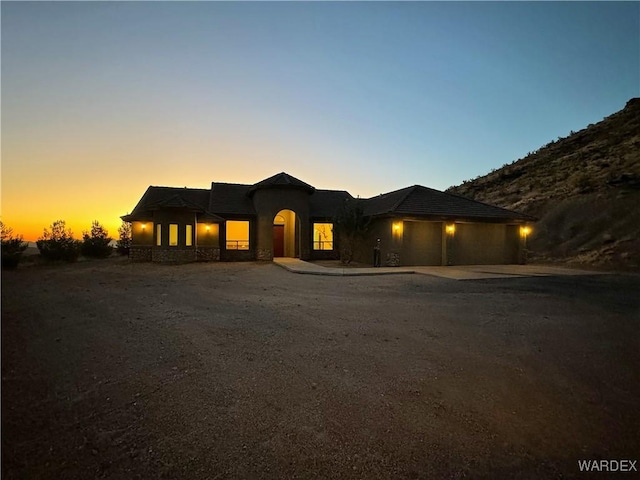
[
  {"xmin": 273, "ymin": 257, "xmax": 415, "ymax": 276},
  {"xmin": 273, "ymin": 258, "xmax": 608, "ymax": 280}
]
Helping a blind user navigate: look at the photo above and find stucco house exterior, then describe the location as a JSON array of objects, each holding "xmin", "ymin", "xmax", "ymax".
[{"xmin": 122, "ymin": 172, "xmax": 534, "ymax": 265}]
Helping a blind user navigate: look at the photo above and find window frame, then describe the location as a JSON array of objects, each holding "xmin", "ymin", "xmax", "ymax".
[
  {"xmin": 313, "ymin": 222, "xmax": 334, "ymax": 251},
  {"xmin": 169, "ymin": 224, "xmax": 179, "ymax": 246},
  {"xmin": 185, "ymin": 224, "xmax": 193, "ymax": 246},
  {"xmin": 226, "ymin": 220, "xmax": 250, "ymax": 250}
]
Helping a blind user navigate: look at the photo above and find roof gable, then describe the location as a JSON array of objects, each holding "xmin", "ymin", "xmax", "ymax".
[
  {"xmin": 122, "ymin": 186, "xmax": 224, "ymax": 222},
  {"xmin": 248, "ymin": 172, "xmax": 315, "ymax": 195}
]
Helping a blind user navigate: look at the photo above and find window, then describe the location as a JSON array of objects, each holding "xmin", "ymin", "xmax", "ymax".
[
  {"xmin": 226, "ymin": 221, "xmax": 249, "ymax": 250},
  {"xmin": 313, "ymin": 223, "xmax": 333, "ymax": 250},
  {"xmin": 186, "ymin": 225, "xmax": 193, "ymax": 246},
  {"xmin": 156, "ymin": 224, "xmax": 162, "ymax": 246},
  {"xmin": 169, "ymin": 224, "xmax": 178, "ymax": 246}
]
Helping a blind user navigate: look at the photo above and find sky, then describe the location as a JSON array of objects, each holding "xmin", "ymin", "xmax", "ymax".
[{"xmin": 2, "ymin": 1, "xmax": 638, "ymax": 242}]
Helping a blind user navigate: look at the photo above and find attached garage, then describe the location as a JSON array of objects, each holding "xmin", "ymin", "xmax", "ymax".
[{"xmin": 358, "ymin": 184, "xmax": 534, "ymax": 267}]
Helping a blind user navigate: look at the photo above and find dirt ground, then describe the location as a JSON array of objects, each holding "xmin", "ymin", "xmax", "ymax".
[{"xmin": 2, "ymin": 258, "xmax": 639, "ymax": 479}]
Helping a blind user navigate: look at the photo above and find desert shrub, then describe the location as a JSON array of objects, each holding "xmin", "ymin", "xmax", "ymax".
[
  {"xmin": 81, "ymin": 221, "xmax": 113, "ymax": 258},
  {"xmin": 116, "ymin": 221, "xmax": 132, "ymax": 256},
  {"xmin": 1, "ymin": 221, "xmax": 28, "ymax": 269},
  {"xmin": 36, "ymin": 220, "xmax": 81, "ymax": 262},
  {"xmin": 573, "ymin": 172, "xmax": 594, "ymax": 193}
]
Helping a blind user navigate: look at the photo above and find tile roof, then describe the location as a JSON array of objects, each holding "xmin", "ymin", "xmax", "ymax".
[
  {"xmin": 249, "ymin": 172, "xmax": 315, "ymax": 195},
  {"xmin": 207, "ymin": 182, "xmax": 351, "ymax": 217},
  {"xmin": 361, "ymin": 185, "xmax": 534, "ymax": 221},
  {"xmin": 208, "ymin": 182, "xmax": 256, "ymax": 215},
  {"xmin": 122, "ymin": 186, "xmax": 224, "ymax": 222},
  {"xmin": 309, "ymin": 189, "xmax": 353, "ymax": 217},
  {"xmin": 124, "ymin": 174, "xmax": 533, "ymax": 224}
]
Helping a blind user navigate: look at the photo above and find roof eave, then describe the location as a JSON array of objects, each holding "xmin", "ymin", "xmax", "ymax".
[{"xmin": 366, "ymin": 212, "xmax": 535, "ymax": 223}]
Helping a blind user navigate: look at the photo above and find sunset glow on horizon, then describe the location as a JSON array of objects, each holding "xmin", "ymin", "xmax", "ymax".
[{"xmin": 2, "ymin": 2, "xmax": 638, "ymax": 242}]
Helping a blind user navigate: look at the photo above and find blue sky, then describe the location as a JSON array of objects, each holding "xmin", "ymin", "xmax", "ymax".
[{"xmin": 2, "ymin": 1, "xmax": 638, "ymax": 239}]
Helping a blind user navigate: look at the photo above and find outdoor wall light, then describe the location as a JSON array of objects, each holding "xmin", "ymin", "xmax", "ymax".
[
  {"xmin": 392, "ymin": 221, "xmax": 403, "ymax": 238},
  {"xmin": 520, "ymin": 226, "xmax": 531, "ymax": 237},
  {"xmin": 206, "ymin": 225, "xmax": 211, "ymax": 231},
  {"xmin": 446, "ymin": 223, "xmax": 456, "ymax": 235},
  {"xmin": 141, "ymin": 223, "xmax": 146, "ymax": 230}
]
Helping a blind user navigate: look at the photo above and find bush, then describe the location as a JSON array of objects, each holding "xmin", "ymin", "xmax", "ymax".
[
  {"xmin": 573, "ymin": 172, "xmax": 594, "ymax": 193},
  {"xmin": 81, "ymin": 221, "xmax": 113, "ymax": 258},
  {"xmin": 333, "ymin": 200, "xmax": 371, "ymax": 264},
  {"xmin": 116, "ymin": 221, "xmax": 132, "ymax": 256},
  {"xmin": 1, "ymin": 221, "xmax": 28, "ymax": 269},
  {"xmin": 36, "ymin": 220, "xmax": 81, "ymax": 262}
]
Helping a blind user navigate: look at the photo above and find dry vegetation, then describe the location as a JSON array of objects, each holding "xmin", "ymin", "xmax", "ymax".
[{"xmin": 448, "ymin": 98, "xmax": 640, "ymax": 270}]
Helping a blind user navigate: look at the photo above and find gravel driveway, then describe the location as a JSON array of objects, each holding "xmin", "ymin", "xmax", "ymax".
[{"xmin": 2, "ymin": 259, "xmax": 639, "ymax": 479}]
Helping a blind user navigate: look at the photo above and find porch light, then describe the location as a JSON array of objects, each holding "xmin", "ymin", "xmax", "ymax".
[
  {"xmin": 206, "ymin": 224, "xmax": 211, "ymax": 231},
  {"xmin": 393, "ymin": 223, "xmax": 400, "ymax": 231},
  {"xmin": 520, "ymin": 226, "xmax": 531, "ymax": 237},
  {"xmin": 446, "ymin": 223, "xmax": 456, "ymax": 235},
  {"xmin": 141, "ymin": 223, "xmax": 146, "ymax": 230}
]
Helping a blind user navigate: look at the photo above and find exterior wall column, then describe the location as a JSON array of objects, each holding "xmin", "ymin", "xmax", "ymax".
[
  {"xmin": 441, "ymin": 224, "xmax": 448, "ymax": 266},
  {"xmin": 299, "ymin": 217, "xmax": 311, "ymax": 260},
  {"xmin": 256, "ymin": 214, "xmax": 274, "ymax": 260}
]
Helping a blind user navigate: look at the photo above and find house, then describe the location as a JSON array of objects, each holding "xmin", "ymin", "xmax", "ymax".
[{"xmin": 121, "ymin": 172, "xmax": 535, "ymax": 265}]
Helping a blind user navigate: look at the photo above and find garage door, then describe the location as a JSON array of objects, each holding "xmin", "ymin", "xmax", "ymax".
[
  {"xmin": 401, "ymin": 221, "xmax": 443, "ymax": 266},
  {"xmin": 451, "ymin": 223, "xmax": 519, "ymax": 265}
]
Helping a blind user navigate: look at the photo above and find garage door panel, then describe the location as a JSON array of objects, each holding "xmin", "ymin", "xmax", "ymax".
[
  {"xmin": 402, "ymin": 221, "xmax": 442, "ymax": 265},
  {"xmin": 452, "ymin": 223, "xmax": 518, "ymax": 265}
]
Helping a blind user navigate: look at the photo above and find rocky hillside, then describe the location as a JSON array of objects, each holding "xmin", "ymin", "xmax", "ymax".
[{"xmin": 447, "ymin": 98, "xmax": 640, "ymax": 270}]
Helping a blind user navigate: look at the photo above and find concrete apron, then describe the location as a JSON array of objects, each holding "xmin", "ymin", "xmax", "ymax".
[
  {"xmin": 273, "ymin": 258, "xmax": 608, "ymax": 280},
  {"xmin": 273, "ymin": 257, "xmax": 414, "ymax": 277}
]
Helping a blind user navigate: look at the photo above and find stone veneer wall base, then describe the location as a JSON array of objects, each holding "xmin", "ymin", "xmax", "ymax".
[
  {"xmin": 152, "ymin": 248, "xmax": 197, "ymax": 263},
  {"xmin": 256, "ymin": 248, "xmax": 272, "ymax": 261},
  {"xmin": 196, "ymin": 247, "xmax": 220, "ymax": 262},
  {"xmin": 130, "ymin": 246, "xmax": 152, "ymax": 262}
]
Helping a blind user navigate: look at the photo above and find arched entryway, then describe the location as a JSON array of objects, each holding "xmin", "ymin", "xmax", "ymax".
[{"xmin": 273, "ymin": 209, "xmax": 299, "ymax": 258}]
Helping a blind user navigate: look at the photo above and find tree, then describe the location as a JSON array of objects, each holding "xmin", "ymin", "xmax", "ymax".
[
  {"xmin": 36, "ymin": 220, "xmax": 81, "ymax": 262},
  {"xmin": 333, "ymin": 200, "xmax": 371, "ymax": 264},
  {"xmin": 81, "ymin": 221, "xmax": 113, "ymax": 258},
  {"xmin": 116, "ymin": 221, "xmax": 132, "ymax": 256},
  {"xmin": 1, "ymin": 221, "xmax": 28, "ymax": 269}
]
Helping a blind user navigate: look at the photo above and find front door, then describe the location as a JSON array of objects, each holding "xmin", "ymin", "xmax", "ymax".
[{"xmin": 273, "ymin": 225, "xmax": 285, "ymax": 257}]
